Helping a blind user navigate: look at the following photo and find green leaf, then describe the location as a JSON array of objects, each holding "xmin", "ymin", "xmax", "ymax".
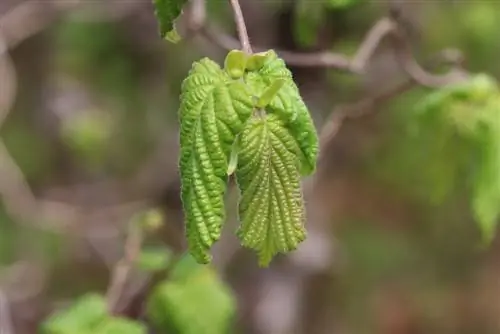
[
  {"xmin": 41, "ymin": 294, "xmax": 107, "ymax": 334},
  {"xmin": 411, "ymin": 74, "xmax": 500, "ymax": 243},
  {"xmin": 256, "ymin": 78, "xmax": 286, "ymax": 108},
  {"xmin": 293, "ymin": 0, "xmax": 325, "ymax": 47},
  {"xmin": 224, "ymin": 50, "xmax": 248, "ymax": 79},
  {"xmin": 179, "ymin": 58, "xmax": 254, "ymax": 264},
  {"xmin": 235, "ymin": 114, "xmax": 307, "ymax": 267},
  {"xmin": 246, "ymin": 50, "xmax": 319, "ymax": 176},
  {"xmin": 152, "ymin": 0, "xmax": 188, "ymax": 41},
  {"xmin": 137, "ymin": 246, "xmax": 173, "ymax": 272},
  {"xmin": 95, "ymin": 318, "xmax": 147, "ymax": 334},
  {"xmin": 470, "ymin": 95, "xmax": 500, "ymax": 243},
  {"xmin": 326, "ymin": 0, "xmax": 363, "ymax": 9},
  {"xmin": 147, "ymin": 263, "xmax": 236, "ymax": 334},
  {"xmin": 246, "ymin": 52, "xmax": 270, "ymax": 71}
]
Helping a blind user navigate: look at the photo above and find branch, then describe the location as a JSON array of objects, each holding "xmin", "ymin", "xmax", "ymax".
[
  {"xmin": 191, "ymin": 5, "xmax": 468, "ymax": 87},
  {"xmin": 0, "ymin": 289, "xmax": 14, "ymax": 334},
  {"xmin": 105, "ymin": 222, "xmax": 143, "ymax": 314},
  {"xmin": 228, "ymin": 0, "xmax": 252, "ymax": 54}
]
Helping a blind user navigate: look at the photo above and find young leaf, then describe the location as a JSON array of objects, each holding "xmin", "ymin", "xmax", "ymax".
[
  {"xmin": 95, "ymin": 318, "xmax": 147, "ymax": 334},
  {"xmin": 235, "ymin": 114, "xmax": 307, "ymax": 266},
  {"xmin": 246, "ymin": 52, "xmax": 270, "ymax": 71},
  {"xmin": 179, "ymin": 58, "xmax": 254, "ymax": 263},
  {"xmin": 256, "ymin": 78, "xmax": 286, "ymax": 108},
  {"xmin": 224, "ymin": 50, "xmax": 248, "ymax": 79},
  {"xmin": 137, "ymin": 246, "xmax": 173, "ymax": 272},
  {"xmin": 152, "ymin": 0, "xmax": 188, "ymax": 42},
  {"xmin": 147, "ymin": 260, "xmax": 236, "ymax": 334},
  {"xmin": 470, "ymin": 96, "xmax": 500, "ymax": 243},
  {"xmin": 245, "ymin": 50, "xmax": 319, "ymax": 175},
  {"xmin": 41, "ymin": 294, "xmax": 107, "ymax": 334}
]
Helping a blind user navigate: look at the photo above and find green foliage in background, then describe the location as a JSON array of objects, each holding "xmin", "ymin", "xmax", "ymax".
[
  {"xmin": 41, "ymin": 209, "xmax": 236, "ymax": 334},
  {"xmin": 41, "ymin": 294, "xmax": 147, "ymax": 334},
  {"xmin": 147, "ymin": 255, "xmax": 236, "ymax": 334},
  {"xmin": 293, "ymin": 0, "xmax": 365, "ymax": 47},
  {"xmin": 411, "ymin": 74, "xmax": 500, "ymax": 242},
  {"xmin": 373, "ymin": 75, "xmax": 500, "ymax": 244}
]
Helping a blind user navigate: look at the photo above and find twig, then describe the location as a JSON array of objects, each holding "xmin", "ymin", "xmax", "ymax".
[
  {"xmin": 195, "ymin": 8, "xmax": 467, "ymax": 88},
  {"xmin": 105, "ymin": 223, "xmax": 143, "ymax": 314},
  {"xmin": 0, "ymin": 289, "xmax": 14, "ymax": 334},
  {"xmin": 228, "ymin": 0, "xmax": 252, "ymax": 54}
]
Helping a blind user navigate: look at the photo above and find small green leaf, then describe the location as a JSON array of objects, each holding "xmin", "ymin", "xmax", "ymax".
[
  {"xmin": 152, "ymin": 0, "xmax": 188, "ymax": 41},
  {"xmin": 95, "ymin": 318, "xmax": 147, "ymax": 334},
  {"xmin": 165, "ymin": 29, "xmax": 182, "ymax": 43},
  {"xmin": 41, "ymin": 294, "xmax": 107, "ymax": 334},
  {"xmin": 256, "ymin": 79, "xmax": 286, "ymax": 108},
  {"xmin": 137, "ymin": 246, "xmax": 173, "ymax": 272},
  {"xmin": 227, "ymin": 135, "xmax": 240, "ymax": 176},
  {"xmin": 246, "ymin": 52, "xmax": 271, "ymax": 71},
  {"xmin": 179, "ymin": 58, "xmax": 254, "ymax": 263},
  {"xmin": 147, "ymin": 262, "xmax": 236, "ymax": 334},
  {"xmin": 235, "ymin": 114, "xmax": 307, "ymax": 266},
  {"xmin": 224, "ymin": 50, "xmax": 248, "ymax": 79}
]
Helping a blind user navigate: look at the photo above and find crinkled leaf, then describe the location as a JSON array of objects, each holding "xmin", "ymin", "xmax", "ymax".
[
  {"xmin": 235, "ymin": 114, "xmax": 307, "ymax": 267},
  {"xmin": 179, "ymin": 58, "xmax": 253, "ymax": 264},
  {"xmin": 147, "ymin": 262, "xmax": 236, "ymax": 334},
  {"xmin": 246, "ymin": 50, "xmax": 319, "ymax": 176},
  {"xmin": 152, "ymin": 0, "xmax": 188, "ymax": 41}
]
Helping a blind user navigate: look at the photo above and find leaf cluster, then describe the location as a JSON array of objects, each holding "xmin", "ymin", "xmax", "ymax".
[
  {"xmin": 178, "ymin": 49, "xmax": 319, "ymax": 266},
  {"xmin": 408, "ymin": 74, "xmax": 500, "ymax": 242}
]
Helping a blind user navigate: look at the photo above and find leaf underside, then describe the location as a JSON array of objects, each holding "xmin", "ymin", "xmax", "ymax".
[
  {"xmin": 235, "ymin": 114, "xmax": 307, "ymax": 266},
  {"xmin": 179, "ymin": 58, "xmax": 253, "ymax": 263}
]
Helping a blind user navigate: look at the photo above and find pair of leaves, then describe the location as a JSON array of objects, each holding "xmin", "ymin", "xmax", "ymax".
[
  {"xmin": 147, "ymin": 254, "xmax": 236, "ymax": 334},
  {"xmin": 41, "ymin": 294, "xmax": 146, "ymax": 334},
  {"xmin": 179, "ymin": 50, "xmax": 318, "ymax": 266},
  {"xmin": 410, "ymin": 74, "xmax": 500, "ymax": 243}
]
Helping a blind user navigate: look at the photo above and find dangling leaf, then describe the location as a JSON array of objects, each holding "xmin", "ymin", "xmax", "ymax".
[
  {"xmin": 179, "ymin": 58, "xmax": 254, "ymax": 263},
  {"xmin": 246, "ymin": 50, "xmax": 319, "ymax": 176},
  {"xmin": 152, "ymin": 0, "xmax": 188, "ymax": 42},
  {"xmin": 235, "ymin": 114, "xmax": 307, "ymax": 266}
]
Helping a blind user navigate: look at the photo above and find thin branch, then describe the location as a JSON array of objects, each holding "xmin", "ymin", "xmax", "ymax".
[
  {"xmin": 228, "ymin": 0, "xmax": 252, "ymax": 54},
  {"xmin": 194, "ymin": 7, "xmax": 468, "ymax": 88},
  {"xmin": 350, "ymin": 17, "xmax": 396, "ymax": 71},
  {"xmin": 0, "ymin": 289, "xmax": 14, "ymax": 334},
  {"xmin": 105, "ymin": 223, "xmax": 143, "ymax": 314},
  {"xmin": 316, "ymin": 48, "xmax": 465, "ymax": 157}
]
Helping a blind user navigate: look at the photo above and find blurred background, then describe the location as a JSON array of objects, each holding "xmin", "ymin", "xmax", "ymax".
[{"xmin": 1, "ymin": 0, "xmax": 500, "ymax": 333}]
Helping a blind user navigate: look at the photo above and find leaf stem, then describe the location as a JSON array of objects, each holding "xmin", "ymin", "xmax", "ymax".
[{"xmin": 228, "ymin": 0, "xmax": 252, "ymax": 54}]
